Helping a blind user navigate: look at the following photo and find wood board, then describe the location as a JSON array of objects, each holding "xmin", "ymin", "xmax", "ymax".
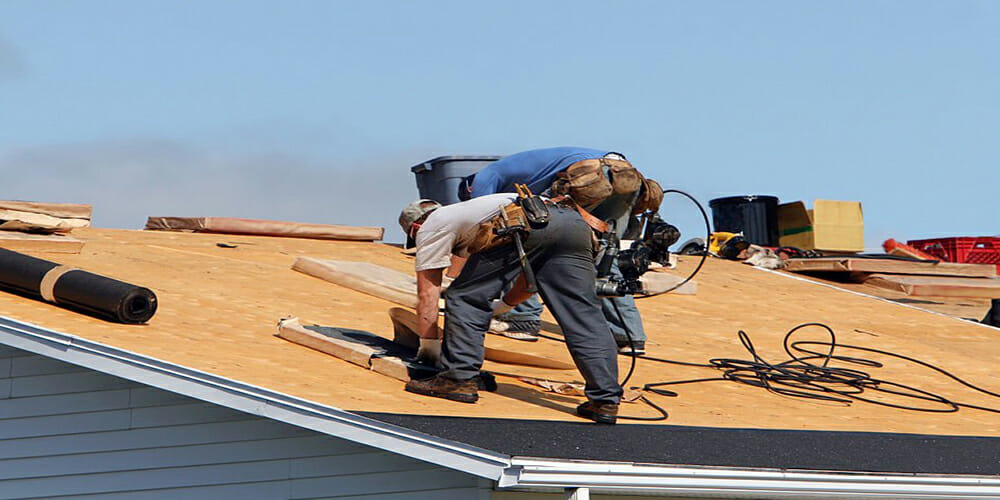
[
  {"xmin": 276, "ymin": 317, "xmax": 437, "ymax": 382},
  {"xmin": 645, "ymin": 269, "xmax": 697, "ymax": 295},
  {"xmin": 863, "ymin": 274, "xmax": 1000, "ymax": 298},
  {"xmin": 5, "ymin": 228, "xmax": 1000, "ymax": 433},
  {"xmin": 387, "ymin": 307, "xmax": 575, "ymax": 370},
  {"xmin": 784, "ymin": 257, "xmax": 997, "ymax": 278},
  {"xmin": 145, "ymin": 216, "xmax": 384, "ymax": 241},
  {"xmin": 0, "ymin": 232, "xmax": 85, "ymax": 254},
  {"xmin": 293, "ymin": 258, "xmax": 419, "ymax": 309},
  {"xmin": 0, "ymin": 200, "xmax": 92, "ymax": 219}
]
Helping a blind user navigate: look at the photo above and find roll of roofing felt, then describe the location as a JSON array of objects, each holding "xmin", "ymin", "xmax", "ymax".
[{"xmin": 0, "ymin": 247, "xmax": 157, "ymax": 324}]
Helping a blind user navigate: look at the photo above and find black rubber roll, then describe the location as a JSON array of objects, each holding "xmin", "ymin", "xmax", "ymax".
[
  {"xmin": 0, "ymin": 247, "xmax": 157, "ymax": 324},
  {"xmin": 52, "ymin": 270, "xmax": 157, "ymax": 324},
  {"xmin": 0, "ymin": 247, "xmax": 60, "ymax": 296}
]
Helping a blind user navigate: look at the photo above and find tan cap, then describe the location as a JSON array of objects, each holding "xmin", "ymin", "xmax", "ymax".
[{"xmin": 399, "ymin": 199, "xmax": 441, "ymax": 248}]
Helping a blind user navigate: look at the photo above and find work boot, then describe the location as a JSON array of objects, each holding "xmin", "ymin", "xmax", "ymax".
[
  {"xmin": 475, "ymin": 371, "xmax": 498, "ymax": 392},
  {"xmin": 491, "ymin": 319, "xmax": 540, "ymax": 341},
  {"xmin": 983, "ymin": 299, "xmax": 1000, "ymax": 327},
  {"xmin": 576, "ymin": 400, "xmax": 619, "ymax": 424},
  {"xmin": 405, "ymin": 375, "xmax": 479, "ymax": 403},
  {"xmin": 616, "ymin": 340, "xmax": 645, "ymax": 356}
]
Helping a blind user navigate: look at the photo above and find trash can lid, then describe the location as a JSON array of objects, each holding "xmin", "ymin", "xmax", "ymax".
[
  {"xmin": 708, "ymin": 195, "xmax": 779, "ymax": 207},
  {"xmin": 410, "ymin": 156, "xmax": 503, "ymax": 173}
]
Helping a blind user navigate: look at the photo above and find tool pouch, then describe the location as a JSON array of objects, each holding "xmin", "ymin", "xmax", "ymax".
[
  {"xmin": 550, "ymin": 159, "xmax": 612, "ymax": 208},
  {"xmin": 633, "ymin": 177, "xmax": 664, "ymax": 214},
  {"xmin": 520, "ymin": 195, "xmax": 549, "ymax": 227},
  {"xmin": 467, "ymin": 202, "xmax": 527, "ymax": 255},
  {"xmin": 551, "ymin": 158, "xmax": 643, "ymax": 208},
  {"xmin": 604, "ymin": 158, "xmax": 642, "ymax": 196}
]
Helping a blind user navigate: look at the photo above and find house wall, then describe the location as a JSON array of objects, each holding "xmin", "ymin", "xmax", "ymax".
[{"xmin": 0, "ymin": 344, "xmax": 492, "ymax": 500}]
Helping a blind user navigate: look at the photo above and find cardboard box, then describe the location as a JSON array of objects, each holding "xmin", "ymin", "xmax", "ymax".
[{"xmin": 778, "ymin": 200, "xmax": 864, "ymax": 252}]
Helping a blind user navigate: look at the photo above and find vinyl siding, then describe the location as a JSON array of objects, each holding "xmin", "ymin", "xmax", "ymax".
[{"xmin": 0, "ymin": 345, "xmax": 492, "ymax": 500}]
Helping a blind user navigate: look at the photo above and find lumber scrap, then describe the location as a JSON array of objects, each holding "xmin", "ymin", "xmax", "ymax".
[
  {"xmin": 275, "ymin": 317, "xmax": 436, "ymax": 382},
  {"xmin": 0, "ymin": 200, "xmax": 92, "ymax": 220},
  {"xmin": 0, "ymin": 232, "xmax": 84, "ymax": 254},
  {"xmin": 293, "ymin": 258, "xmax": 418, "ymax": 308},
  {"xmin": 645, "ymin": 269, "xmax": 697, "ymax": 295},
  {"xmin": 0, "ymin": 209, "xmax": 90, "ymax": 233},
  {"xmin": 388, "ymin": 307, "xmax": 575, "ymax": 370},
  {"xmin": 784, "ymin": 257, "xmax": 997, "ymax": 278},
  {"xmin": 145, "ymin": 216, "xmax": 384, "ymax": 241},
  {"xmin": 862, "ymin": 274, "xmax": 1000, "ymax": 298}
]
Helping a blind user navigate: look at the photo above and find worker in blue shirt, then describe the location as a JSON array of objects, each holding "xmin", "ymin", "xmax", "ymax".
[{"xmin": 460, "ymin": 146, "xmax": 649, "ymax": 354}]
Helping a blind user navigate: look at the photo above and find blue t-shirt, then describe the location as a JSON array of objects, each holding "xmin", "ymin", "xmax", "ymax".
[{"xmin": 469, "ymin": 147, "xmax": 611, "ymax": 197}]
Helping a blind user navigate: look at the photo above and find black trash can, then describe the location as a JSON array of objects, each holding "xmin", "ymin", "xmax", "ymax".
[
  {"xmin": 410, "ymin": 156, "xmax": 502, "ymax": 206},
  {"xmin": 709, "ymin": 195, "xmax": 780, "ymax": 247}
]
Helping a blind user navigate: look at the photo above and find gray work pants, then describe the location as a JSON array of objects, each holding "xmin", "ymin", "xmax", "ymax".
[
  {"xmin": 441, "ymin": 206, "xmax": 623, "ymax": 404},
  {"xmin": 501, "ymin": 180, "xmax": 648, "ymax": 344}
]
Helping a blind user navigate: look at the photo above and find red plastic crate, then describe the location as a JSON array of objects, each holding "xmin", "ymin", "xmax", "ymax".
[{"xmin": 906, "ymin": 237, "xmax": 1000, "ymax": 271}]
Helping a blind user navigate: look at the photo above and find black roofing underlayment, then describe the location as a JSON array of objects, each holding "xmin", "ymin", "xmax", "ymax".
[{"xmin": 360, "ymin": 412, "xmax": 1000, "ymax": 476}]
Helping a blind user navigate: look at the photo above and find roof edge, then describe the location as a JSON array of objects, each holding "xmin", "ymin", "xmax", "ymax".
[
  {"xmin": 0, "ymin": 315, "xmax": 509, "ymax": 480},
  {"xmin": 757, "ymin": 267, "xmax": 999, "ymax": 331},
  {"xmin": 501, "ymin": 458, "xmax": 1000, "ymax": 498}
]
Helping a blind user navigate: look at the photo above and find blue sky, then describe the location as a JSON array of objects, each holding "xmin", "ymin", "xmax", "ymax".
[{"xmin": 1, "ymin": 1, "xmax": 997, "ymax": 249}]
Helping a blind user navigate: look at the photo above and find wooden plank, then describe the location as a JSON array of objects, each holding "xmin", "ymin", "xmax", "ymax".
[
  {"xmin": 145, "ymin": 216, "xmax": 383, "ymax": 241},
  {"xmin": 275, "ymin": 317, "xmax": 437, "ymax": 382},
  {"xmin": 0, "ymin": 232, "xmax": 84, "ymax": 254},
  {"xmin": 0, "ymin": 209, "xmax": 90, "ymax": 232},
  {"xmin": 644, "ymin": 269, "xmax": 697, "ymax": 295},
  {"xmin": 388, "ymin": 307, "xmax": 575, "ymax": 370},
  {"xmin": 0, "ymin": 200, "xmax": 92, "ymax": 219},
  {"xmin": 276, "ymin": 318, "xmax": 378, "ymax": 370},
  {"xmin": 784, "ymin": 257, "xmax": 997, "ymax": 278},
  {"xmin": 292, "ymin": 258, "xmax": 419, "ymax": 309},
  {"xmin": 863, "ymin": 274, "xmax": 1000, "ymax": 298}
]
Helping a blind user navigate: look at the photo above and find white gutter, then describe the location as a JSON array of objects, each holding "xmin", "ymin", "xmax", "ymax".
[
  {"xmin": 500, "ymin": 458, "xmax": 1000, "ymax": 499},
  {"xmin": 0, "ymin": 315, "xmax": 510, "ymax": 479}
]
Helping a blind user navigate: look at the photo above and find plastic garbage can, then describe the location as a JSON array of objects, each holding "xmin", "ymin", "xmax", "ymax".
[
  {"xmin": 410, "ymin": 156, "xmax": 502, "ymax": 206},
  {"xmin": 709, "ymin": 195, "xmax": 780, "ymax": 247}
]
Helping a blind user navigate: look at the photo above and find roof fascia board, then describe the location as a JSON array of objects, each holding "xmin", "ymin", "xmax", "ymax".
[
  {"xmin": 0, "ymin": 315, "xmax": 509, "ymax": 479},
  {"xmin": 501, "ymin": 458, "xmax": 1000, "ymax": 498}
]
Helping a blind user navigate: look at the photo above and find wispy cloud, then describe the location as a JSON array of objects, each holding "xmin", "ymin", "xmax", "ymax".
[{"xmin": 0, "ymin": 139, "xmax": 426, "ymax": 243}]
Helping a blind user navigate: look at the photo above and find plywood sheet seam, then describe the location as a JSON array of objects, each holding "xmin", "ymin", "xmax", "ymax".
[{"xmin": 761, "ymin": 267, "xmax": 1000, "ymax": 332}]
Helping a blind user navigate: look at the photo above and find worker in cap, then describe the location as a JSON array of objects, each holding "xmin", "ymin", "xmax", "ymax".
[
  {"xmin": 399, "ymin": 199, "xmax": 441, "ymax": 251},
  {"xmin": 398, "ymin": 194, "xmax": 623, "ymax": 424}
]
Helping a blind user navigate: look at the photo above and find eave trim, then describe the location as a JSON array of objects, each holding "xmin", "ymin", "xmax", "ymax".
[{"xmin": 501, "ymin": 458, "xmax": 1000, "ymax": 498}]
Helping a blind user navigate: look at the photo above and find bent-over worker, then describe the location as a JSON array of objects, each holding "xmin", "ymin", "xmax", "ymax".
[
  {"xmin": 459, "ymin": 146, "xmax": 656, "ymax": 354},
  {"xmin": 398, "ymin": 194, "xmax": 623, "ymax": 424}
]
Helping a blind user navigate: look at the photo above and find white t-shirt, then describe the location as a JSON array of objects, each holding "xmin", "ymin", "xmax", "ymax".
[{"xmin": 414, "ymin": 193, "xmax": 517, "ymax": 272}]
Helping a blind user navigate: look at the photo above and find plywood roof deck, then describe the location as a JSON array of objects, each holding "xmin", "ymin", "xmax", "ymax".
[{"xmin": 2, "ymin": 227, "xmax": 999, "ymax": 437}]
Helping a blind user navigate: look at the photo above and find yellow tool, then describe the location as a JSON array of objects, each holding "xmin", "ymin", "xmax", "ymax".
[{"xmin": 708, "ymin": 232, "xmax": 750, "ymax": 259}]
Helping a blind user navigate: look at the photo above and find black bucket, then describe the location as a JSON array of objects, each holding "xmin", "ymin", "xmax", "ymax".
[{"xmin": 709, "ymin": 195, "xmax": 780, "ymax": 247}]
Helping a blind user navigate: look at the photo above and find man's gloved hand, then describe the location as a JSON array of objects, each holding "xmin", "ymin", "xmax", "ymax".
[
  {"xmin": 491, "ymin": 298, "xmax": 515, "ymax": 317},
  {"xmin": 416, "ymin": 337, "xmax": 442, "ymax": 365}
]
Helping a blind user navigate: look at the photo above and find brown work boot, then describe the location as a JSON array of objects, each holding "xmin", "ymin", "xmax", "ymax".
[
  {"xmin": 576, "ymin": 400, "xmax": 619, "ymax": 424},
  {"xmin": 405, "ymin": 375, "xmax": 479, "ymax": 403}
]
